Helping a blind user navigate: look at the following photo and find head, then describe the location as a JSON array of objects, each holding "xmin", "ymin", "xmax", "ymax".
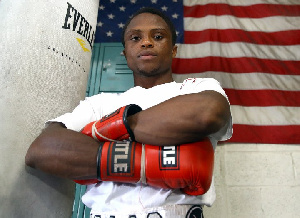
[
  {"xmin": 121, "ymin": 7, "xmax": 178, "ymax": 86},
  {"xmin": 121, "ymin": 7, "xmax": 177, "ymax": 47}
]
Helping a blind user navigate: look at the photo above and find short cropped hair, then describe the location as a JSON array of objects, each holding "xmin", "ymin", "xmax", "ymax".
[{"xmin": 121, "ymin": 7, "xmax": 177, "ymax": 47}]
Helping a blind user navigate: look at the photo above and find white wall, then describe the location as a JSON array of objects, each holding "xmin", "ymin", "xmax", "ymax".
[{"xmin": 204, "ymin": 143, "xmax": 300, "ymax": 218}]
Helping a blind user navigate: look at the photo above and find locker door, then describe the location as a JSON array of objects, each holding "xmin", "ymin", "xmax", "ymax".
[
  {"xmin": 100, "ymin": 44, "xmax": 134, "ymax": 92},
  {"xmin": 86, "ymin": 42, "xmax": 134, "ymax": 96}
]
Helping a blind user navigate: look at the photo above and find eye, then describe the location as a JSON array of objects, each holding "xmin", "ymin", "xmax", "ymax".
[
  {"xmin": 154, "ymin": 34, "xmax": 163, "ymax": 40},
  {"xmin": 130, "ymin": 35, "xmax": 140, "ymax": 41}
]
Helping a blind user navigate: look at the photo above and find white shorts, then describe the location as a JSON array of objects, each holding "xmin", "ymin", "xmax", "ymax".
[{"xmin": 90, "ymin": 204, "xmax": 204, "ymax": 218}]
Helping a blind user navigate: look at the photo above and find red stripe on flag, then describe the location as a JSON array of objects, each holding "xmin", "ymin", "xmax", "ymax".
[
  {"xmin": 224, "ymin": 89, "xmax": 300, "ymax": 106},
  {"xmin": 184, "ymin": 4, "xmax": 300, "ymax": 18},
  {"xmin": 184, "ymin": 29, "xmax": 300, "ymax": 45},
  {"xmin": 172, "ymin": 57, "xmax": 300, "ymax": 75},
  {"xmin": 224, "ymin": 124, "xmax": 300, "ymax": 144}
]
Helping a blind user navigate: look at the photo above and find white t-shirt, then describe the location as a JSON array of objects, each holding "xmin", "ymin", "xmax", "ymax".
[{"xmin": 50, "ymin": 78, "xmax": 232, "ymax": 213}]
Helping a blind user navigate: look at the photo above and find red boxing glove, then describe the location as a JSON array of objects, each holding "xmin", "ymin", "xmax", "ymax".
[
  {"xmin": 74, "ymin": 105, "xmax": 140, "ymax": 185},
  {"xmin": 81, "ymin": 104, "xmax": 142, "ymax": 142},
  {"xmin": 91, "ymin": 138, "xmax": 214, "ymax": 195},
  {"xmin": 145, "ymin": 138, "xmax": 214, "ymax": 195}
]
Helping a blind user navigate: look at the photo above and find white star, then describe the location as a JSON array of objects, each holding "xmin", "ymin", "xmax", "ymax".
[
  {"xmin": 161, "ymin": 6, "xmax": 168, "ymax": 11},
  {"xmin": 106, "ymin": 31, "xmax": 113, "ymax": 37},
  {"xmin": 130, "ymin": 0, "xmax": 137, "ymax": 4},
  {"xmin": 108, "ymin": 14, "xmax": 115, "ymax": 19},
  {"xmin": 99, "ymin": 5, "xmax": 105, "ymax": 10},
  {"xmin": 172, "ymin": 13, "xmax": 179, "ymax": 19},
  {"xmin": 110, "ymin": 0, "xmax": 116, "ymax": 3},
  {"xmin": 119, "ymin": 6, "xmax": 126, "ymax": 11},
  {"xmin": 151, "ymin": 0, "xmax": 157, "ymax": 3},
  {"xmin": 97, "ymin": 21, "xmax": 103, "ymax": 27},
  {"xmin": 176, "ymin": 31, "xmax": 179, "ymax": 36},
  {"xmin": 118, "ymin": 23, "xmax": 125, "ymax": 28}
]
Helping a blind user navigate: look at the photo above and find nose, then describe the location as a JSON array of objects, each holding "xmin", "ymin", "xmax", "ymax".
[{"xmin": 141, "ymin": 37, "xmax": 153, "ymax": 48}]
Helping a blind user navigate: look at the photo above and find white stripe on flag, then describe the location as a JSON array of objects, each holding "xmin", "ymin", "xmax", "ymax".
[
  {"xmin": 184, "ymin": 16, "xmax": 299, "ymax": 32},
  {"xmin": 176, "ymin": 43, "xmax": 300, "ymax": 60},
  {"xmin": 173, "ymin": 73, "xmax": 300, "ymax": 91},
  {"xmin": 231, "ymin": 106, "xmax": 299, "ymax": 125}
]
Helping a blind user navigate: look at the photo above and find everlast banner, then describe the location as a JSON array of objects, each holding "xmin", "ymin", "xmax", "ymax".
[
  {"xmin": 107, "ymin": 142, "xmax": 136, "ymax": 176},
  {"xmin": 159, "ymin": 145, "xmax": 180, "ymax": 170},
  {"xmin": 0, "ymin": 0, "xmax": 99, "ymax": 216}
]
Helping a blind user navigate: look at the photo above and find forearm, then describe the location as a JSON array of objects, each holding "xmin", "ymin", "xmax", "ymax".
[
  {"xmin": 25, "ymin": 122, "xmax": 98, "ymax": 180},
  {"xmin": 25, "ymin": 90, "xmax": 230, "ymax": 180},
  {"xmin": 128, "ymin": 91, "xmax": 230, "ymax": 145}
]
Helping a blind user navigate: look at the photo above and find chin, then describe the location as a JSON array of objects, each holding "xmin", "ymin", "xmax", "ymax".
[{"xmin": 137, "ymin": 67, "xmax": 168, "ymax": 77}]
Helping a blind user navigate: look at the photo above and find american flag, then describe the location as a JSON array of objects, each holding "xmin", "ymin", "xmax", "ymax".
[{"xmin": 95, "ymin": 0, "xmax": 300, "ymax": 144}]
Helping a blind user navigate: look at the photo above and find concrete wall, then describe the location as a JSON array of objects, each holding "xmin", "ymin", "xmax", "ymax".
[
  {"xmin": 0, "ymin": 0, "xmax": 99, "ymax": 217},
  {"xmin": 204, "ymin": 143, "xmax": 300, "ymax": 218}
]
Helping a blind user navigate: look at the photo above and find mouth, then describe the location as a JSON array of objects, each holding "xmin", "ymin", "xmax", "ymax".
[{"xmin": 138, "ymin": 51, "xmax": 157, "ymax": 60}]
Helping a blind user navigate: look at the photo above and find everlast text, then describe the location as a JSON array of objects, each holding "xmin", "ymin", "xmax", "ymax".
[{"xmin": 62, "ymin": 2, "xmax": 95, "ymax": 49}]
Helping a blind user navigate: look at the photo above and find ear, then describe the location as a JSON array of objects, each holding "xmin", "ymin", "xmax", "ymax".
[
  {"xmin": 122, "ymin": 49, "xmax": 127, "ymax": 59},
  {"xmin": 172, "ymin": 45, "xmax": 178, "ymax": 58}
]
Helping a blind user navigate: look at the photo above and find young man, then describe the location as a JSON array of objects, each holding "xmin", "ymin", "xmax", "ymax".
[{"xmin": 26, "ymin": 7, "xmax": 232, "ymax": 218}]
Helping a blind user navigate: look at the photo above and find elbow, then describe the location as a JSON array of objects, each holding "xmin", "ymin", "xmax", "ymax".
[
  {"xmin": 25, "ymin": 122, "xmax": 65, "ymax": 169},
  {"xmin": 25, "ymin": 134, "xmax": 51, "ymax": 169},
  {"xmin": 197, "ymin": 106, "xmax": 230, "ymax": 137},
  {"xmin": 200, "ymin": 95, "xmax": 230, "ymax": 136},
  {"xmin": 25, "ymin": 140, "xmax": 42, "ymax": 169},
  {"xmin": 202, "ymin": 114, "xmax": 227, "ymax": 135},
  {"xmin": 25, "ymin": 149, "xmax": 34, "ymax": 168}
]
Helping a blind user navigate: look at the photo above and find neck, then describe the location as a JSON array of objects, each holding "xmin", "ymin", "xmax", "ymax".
[{"xmin": 133, "ymin": 73, "xmax": 174, "ymax": 89}]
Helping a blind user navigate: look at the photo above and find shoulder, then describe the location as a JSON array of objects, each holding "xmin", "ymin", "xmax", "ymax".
[
  {"xmin": 181, "ymin": 78, "xmax": 220, "ymax": 87},
  {"xmin": 180, "ymin": 78, "xmax": 227, "ymax": 97}
]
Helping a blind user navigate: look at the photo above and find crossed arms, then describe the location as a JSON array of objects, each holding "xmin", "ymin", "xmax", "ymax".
[{"xmin": 25, "ymin": 91, "xmax": 231, "ymax": 181}]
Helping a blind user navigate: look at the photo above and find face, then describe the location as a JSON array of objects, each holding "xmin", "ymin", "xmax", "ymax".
[{"xmin": 123, "ymin": 13, "xmax": 177, "ymax": 77}]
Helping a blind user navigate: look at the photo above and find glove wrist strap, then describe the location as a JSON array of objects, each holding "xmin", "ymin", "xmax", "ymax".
[
  {"xmin": 138, "ymin": 143, "xmax": 147, "ymax": 185},
  {"xmin": 97, "ymin": 143, "xmax": 103, "ymax": 181},
  {"xmin": 123, "ymin": 104, "xmax": 142, "ymax": 141}
]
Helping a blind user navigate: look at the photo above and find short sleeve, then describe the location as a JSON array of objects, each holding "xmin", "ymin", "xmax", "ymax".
[
  {"xmin": 46, "ymin": 98, "xmax": 98, "ymax": 132},
  {"xmin": 180, "ymin": 78, "xmax": 227, "ymax": 100},
  {"xmin": 46, "ymin": 92, "xmax": 122, "ymax": 132}
]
